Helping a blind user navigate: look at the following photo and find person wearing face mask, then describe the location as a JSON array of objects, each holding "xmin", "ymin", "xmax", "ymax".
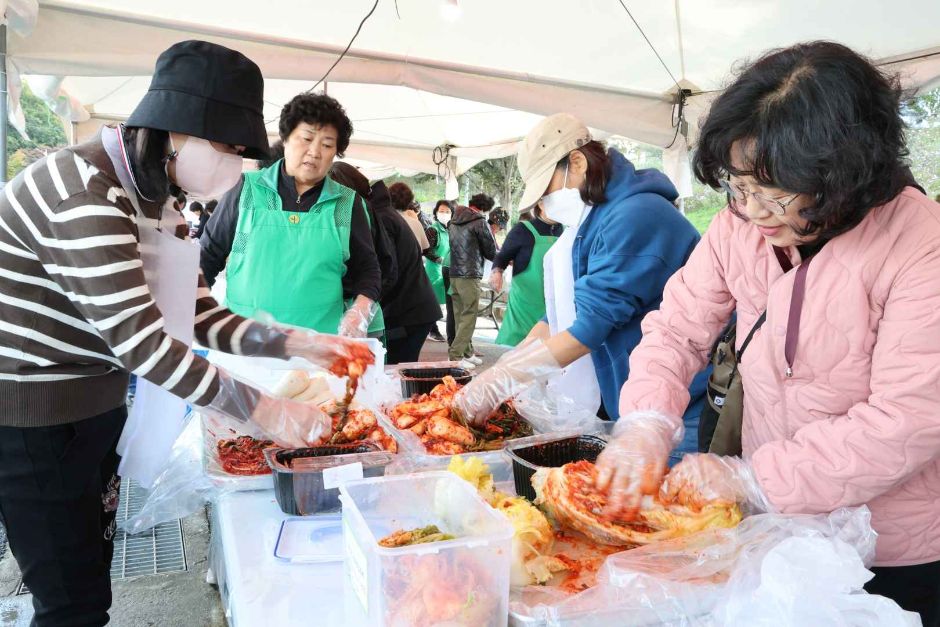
[
  {"xmin": 425, "ymin": 200, "xmax": 453, "ymax": 342},
  {"xmin": 200, "ymin": 93, "xmax": 382, "ymax": 339},
  {"xmin": 454, "ymin": 113, "xmax": 708, "ymax": 450},
  {"xmin": 491, "ymin": 204, "xmax": 562, "ymax": 346},
  {"xmin": 0, "ymin": 40, "xmax": 369, "ymax": 626},
  {"xmin": 597, "ymin": 43, "xmax": 940, "ymax": 625}
]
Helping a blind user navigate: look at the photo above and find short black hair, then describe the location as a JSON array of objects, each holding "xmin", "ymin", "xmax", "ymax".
[
  {"xmin": 279, "ymin": 93, "xmax": 353, "ymax": 157},
  {"xmin": 433, "ymin": 199, "xmax": 454, "ymax": 217},
  {"xmin": 258, "ymin": 140, "xmax": 284, "ymax": 169},
  {"xmin": 469, "ymin": 193, "xmax": 495, "ymax": 212},
  {"xmin": 330, "ymin": 162, "xmax": 371, "ymax": 198},
  {"xmin": 488, "ymin": 207, "xmax": 509, "ymax": 228},
  {"xmin": 122, "ymin": 126, "xmax": 172, "ymax": 204},
  {"xmin": 693, "ymin": 41, "xmax": 910, "ymax": 241},
  {"xmin": 388, "ymin": 182, "xmax": 415, "ymax": 212},
  {"xmin": 205, "ymin": 200, "xmax": 218, "ymax": 213}
]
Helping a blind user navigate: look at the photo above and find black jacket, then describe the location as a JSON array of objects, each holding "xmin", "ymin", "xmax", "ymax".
[
  {"xmin": 369, "ymin": 182, "xmax": 442, "ymax": 329},
  {"xmin": 493, "ymin": 217, "xmax": 563, "ymax": 275},
  {"xmin": 448, "ymin": 206, "xmax": 497, "ymax": 278}
]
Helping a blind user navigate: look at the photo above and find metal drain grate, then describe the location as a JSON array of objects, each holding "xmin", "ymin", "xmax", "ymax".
[
  {"xmin": 13, "ymin": 479, "xmax": 187, "ymax": 595},
  {"xmin": 110, "ymin": 479, "xmax": 187, "ymax": 580}
]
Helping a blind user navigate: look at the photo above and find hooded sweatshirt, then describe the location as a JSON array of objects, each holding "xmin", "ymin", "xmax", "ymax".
[{"xmin": 565, "ymin": 149, "xmax": 709, "ymax": 423}]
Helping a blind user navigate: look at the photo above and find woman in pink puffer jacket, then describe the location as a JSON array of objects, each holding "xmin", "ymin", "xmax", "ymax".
[{"xmin": 596, "ymin": 41, "xmax": 940, "ymax": 624}]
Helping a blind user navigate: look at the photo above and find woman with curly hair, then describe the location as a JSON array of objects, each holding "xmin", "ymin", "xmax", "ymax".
[
  {"xmin": 200, "ymin": 93, "xmax": 381, "ymax": 338},
  {"xmin": 598, "ymin": 42, "xmax": 940, "ymax": 624}
]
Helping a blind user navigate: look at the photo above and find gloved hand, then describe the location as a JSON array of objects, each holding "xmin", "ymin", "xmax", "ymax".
[
  {"xmin": 660, "ymin": 453, "xmax": 773, "ymax": 513},
  {"xmin": 452, "ymin": 340, "xmax": 562, "ymax": 426},
  {"xmin": 284, "ymin": 328, "xmax": 376, "ymax": 376},
  {"xmin": 594, "ymin": 411, "xmax": 682, "ymax": 521},
  {"xmin": 489, "ymin": 269, "xmax": 504, "ymax": 293},
  {"xmin": 338, "ymin": 299, "xmax": 379, "ymax": 338},
  {"xmin": 205, "ymin": 370, "xmax": 332, "ymax": 448}
]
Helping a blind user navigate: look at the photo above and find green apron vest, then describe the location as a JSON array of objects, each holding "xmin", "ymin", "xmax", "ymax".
[
  {"xmin": 424, "ymin": 221, "xmax": 450, "ymax": 304},
  {"xmin": 495, "ymin": 221, "xmax": 558, "ymax": 346},
  {"xmin": 225, "ymin": 161, "xmax": 354, "ymax": 333}
]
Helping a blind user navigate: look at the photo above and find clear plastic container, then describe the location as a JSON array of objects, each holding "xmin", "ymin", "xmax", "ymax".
[
  {"xmin": 340, "ymin": 472, "xmax": 514, "ymax": 626},
  {"xmin": 273, "ymin": 515, "xmax": 345, "ymax": 563}
]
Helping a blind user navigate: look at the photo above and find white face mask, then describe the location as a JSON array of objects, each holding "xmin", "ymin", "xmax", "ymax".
[
  {"xmin": 169, "ymin": 135, "xmax": 243, "ymax": 200},
  {"xmin": 540, "ymin": 165, "xmax": 587, "ymax": 227},
  {"xmin": 437, "ymin": 213, "xmax": 451, "ymax": 226}
]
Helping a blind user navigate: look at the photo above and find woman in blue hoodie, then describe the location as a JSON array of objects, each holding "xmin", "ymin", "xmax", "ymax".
[{"xmin": 455, "ymin": 113, "xmax": 708, "ymax": 461}]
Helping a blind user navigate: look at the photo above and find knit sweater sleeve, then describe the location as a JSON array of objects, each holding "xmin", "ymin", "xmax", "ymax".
[{"xmin": 7, "ymin": 187, "xmax": 221, "ymax": 407}]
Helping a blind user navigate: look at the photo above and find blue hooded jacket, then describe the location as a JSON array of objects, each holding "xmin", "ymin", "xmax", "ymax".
[{"xmin": 565, "ymin": 149, "xmax": 709, "ymax": 452}]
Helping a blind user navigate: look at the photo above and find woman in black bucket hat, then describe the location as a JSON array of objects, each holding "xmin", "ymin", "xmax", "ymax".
[{"xmin": 0, "ymin": 40, "xmax": 370, "ymax": 626}]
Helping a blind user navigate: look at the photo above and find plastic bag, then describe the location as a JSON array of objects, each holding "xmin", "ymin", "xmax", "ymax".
[
  {"xmin": 122, "ymin": 416, "xmax": 220, "ymax": 534},
  {"xmin": 514, "ymin": 381, "xmax": 606, "ymax": 435},
  {"xmin": 125, "ymin": 358, "xmax": 402, "ymax": 533},
  {"xmin": 509, "ymin": 507, "xmax": 919, "ymax": 626}
]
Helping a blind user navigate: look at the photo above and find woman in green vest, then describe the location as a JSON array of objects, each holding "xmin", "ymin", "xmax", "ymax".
[
  {"xmin": 492, "ymin": 207, "xmax": 562, "ymax": 346},
  {"xmin": 200, "ymin": 94, "xmax": 382, "ymax": 337},
  {"xmin": 425, "ymin": 200, "xmax": 452, "ymax": 303},
  {"xmin": 424, "ymin": 200, "xmax": 451, "ymax": 343}
]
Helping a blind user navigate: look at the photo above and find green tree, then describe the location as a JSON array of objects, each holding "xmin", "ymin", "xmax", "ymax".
[
  {"xmin": 383, "ymin": 172, "xmax": 445, "ymax": 205},
  {"xmin": 6, "ymin": 82, "xmax": 68, "ymax": 179}
]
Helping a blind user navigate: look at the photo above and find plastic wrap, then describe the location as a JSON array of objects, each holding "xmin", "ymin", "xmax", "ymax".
[
  {"xmin": 453, "ymin": 339, "xmax": 563, "ymax": 425},
  {"xmin": 509, "ymin": 507, "xmax": 919, "ymax": 626},
  {"xmin": 594, "ymin": 410, "xmax": 684, "ymax": 521},
  {"xmin": 514, "ymin": 383, "xmax": 606, "ymax": 435},
  {"xmin": 124, "ymin": 353, "xmax": 396, "ymax": 533},
  {"xmin": 201, "ymin": 412, "xmax": 276, "ymax": 491},
  {"xmin": 122, "ymin": 416, "xmax": 219, "ymax": 534}
]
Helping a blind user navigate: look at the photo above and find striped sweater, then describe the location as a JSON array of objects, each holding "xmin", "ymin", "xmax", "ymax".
[{"xmin": 0, "ymin": 130, "xmax": 285, "ymax": 427}]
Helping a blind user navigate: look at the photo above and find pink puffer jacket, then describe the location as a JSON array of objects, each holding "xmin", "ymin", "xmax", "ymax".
[{"xmin": 619, "ymin": 188, "xmax": 940, "ymax": 566}]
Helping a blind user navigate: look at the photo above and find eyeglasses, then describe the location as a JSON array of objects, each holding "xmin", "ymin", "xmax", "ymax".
[{"xmin": 718, "ymin": 179, "xmax": 800, "ymax": 216}]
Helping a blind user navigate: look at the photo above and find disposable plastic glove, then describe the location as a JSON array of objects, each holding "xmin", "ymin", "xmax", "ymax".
[
  {"xmin": 660, "ymin": 453, "xmax": 773, "ymax": 513},
  {"xmin": 338, "ymin": 299, "xmax": 379, "ymax": 338},
  {"xmin": 594, "ymin": 411, "xmax": 683, "ymax": 521},
  {"xmin": 205, "ymin": 371, "xmax": 332, "ymax": 448},
  {"xmin": 284, "ymin": 328, "xmax": 376, "ymax": 377},
  {"xmin": 452, "ymin": 340, "xmax": 562, "ymax": 426},
  {"xmin": 489, "ymin": 269, "xmax": 504, "ymax": 293}
]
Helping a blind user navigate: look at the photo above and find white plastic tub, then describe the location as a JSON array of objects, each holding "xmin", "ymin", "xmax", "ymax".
[{"xmin": 340, "ymin": 472, "xmax": 513, "ymax": 626}]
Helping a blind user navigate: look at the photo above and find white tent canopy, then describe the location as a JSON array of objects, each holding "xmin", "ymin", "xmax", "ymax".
[{"xmin": 6, "ymin": 0, "xmax": 940, "ymax": 186}]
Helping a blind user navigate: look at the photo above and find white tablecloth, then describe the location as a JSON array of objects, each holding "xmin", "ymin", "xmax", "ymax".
[{"xmin": 210, "ymin": 490, "xmax": 349, "ymax": 627}]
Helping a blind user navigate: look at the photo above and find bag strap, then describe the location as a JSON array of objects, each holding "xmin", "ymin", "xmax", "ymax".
[
  {"xmin": 733, "ymin": 245, "xmax": 791, "ymax": 364},
  {"xmin": 735, "ymin": 311, "xmax": 767, "ymax": 363}
]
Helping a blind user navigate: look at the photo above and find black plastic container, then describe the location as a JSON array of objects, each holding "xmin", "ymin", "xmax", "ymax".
[
  {"xmin": 264, "ymin": 443, "xmax": 393, "ymax": 515},
  {"xmin": 505, "ymin": 435, "xmax": 608, "ymax": 501},
  {"xmin": 399, "ymin": 367, "xmax": 472, "ymax": 397}
]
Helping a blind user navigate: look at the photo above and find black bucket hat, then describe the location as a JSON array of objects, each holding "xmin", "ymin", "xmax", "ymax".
[{"xmin": 127, "ymin": 40, "xmax": 270, "ymax": 159}]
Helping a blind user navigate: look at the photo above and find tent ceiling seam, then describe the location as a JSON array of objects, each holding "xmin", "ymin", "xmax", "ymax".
[{"xmin": 35, "ymin": 0, "xmax": 670, "ymax": 103}]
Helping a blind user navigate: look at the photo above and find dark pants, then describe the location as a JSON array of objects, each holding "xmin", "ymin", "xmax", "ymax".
[
  {"xmin": 0, "ymin": 406, "xmax": 127, "ymax": 627},
  {"xmin": 386, "ymin": 323, "xmax": 435, "ymax": 365},
  {"xmin": 443, "ymin": 267, "xmax": 455, "ymax": 345},
  {"xmin": 865, "ymin": 560, "xmax": 940, "ymax": 626}
]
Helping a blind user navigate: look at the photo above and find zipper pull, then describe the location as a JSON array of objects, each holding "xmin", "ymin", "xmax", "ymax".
[{"xmin": 296, "ymin": 195, "xmax": 301, "ymax": 205}]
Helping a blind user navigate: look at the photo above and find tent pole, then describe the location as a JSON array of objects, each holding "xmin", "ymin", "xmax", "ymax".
[{"xmin": 0, "ymin": 24, "xmax": 7, "ymax": 185}]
